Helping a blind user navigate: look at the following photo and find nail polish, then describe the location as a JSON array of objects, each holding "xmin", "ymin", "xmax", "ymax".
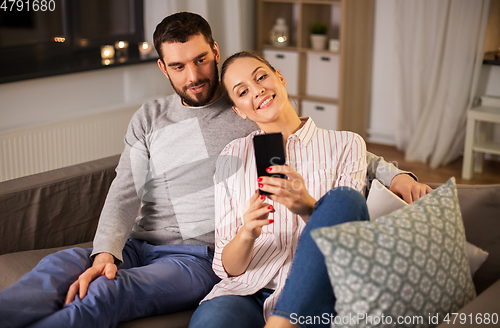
[
  {"xmin": 269, "ymin": 219, "xmax": 274, "ymax": 224},
  {"xmin": 267, "ymin": 205, "xmax": 273, "ymax": 210},
  {"xmin": 259, "ymin": 184, "xmax": 263, "ymax": 188},
  {"xmin": 257, "ymin": 177, "xmax": 263, "ymax": 182},
  {"xmin": 260, "ymin": 195, "xmax": 265, "ymax": 200},
  {"xmin": 266, "ymin": 167, "xmax": 272, "ymax": 173}
]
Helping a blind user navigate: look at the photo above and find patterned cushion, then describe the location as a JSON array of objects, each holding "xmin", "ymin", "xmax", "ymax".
[
  {"xmin": 311, "ymin": 178, "xmax": 476, "ymax": 327},
  {"xmin": 366, "ymin": 179, "xmax": 488, "ymax": 276}
]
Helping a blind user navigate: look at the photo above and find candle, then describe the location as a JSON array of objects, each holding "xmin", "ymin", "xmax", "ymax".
[
  {"xmin": 138, "ymin": 42, "xmax": 152, "ymax": 59},
  {"xmin": 115, "ymin": 41, "xmax": 129, "ymax": 50},
  {"xmin": 100, "ymin": 45, "xmax": 115, "ymax": 59},
  {"xmin": 114, "ymin": 41, "xmax": 129, "ymax": 60}
]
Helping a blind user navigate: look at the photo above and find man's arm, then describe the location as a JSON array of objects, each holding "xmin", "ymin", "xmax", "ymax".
[
  {"xmin": 366, "ymin": 151, "xmax": 432, "ymax": 203},
  {"xmin": 66, "ymin": 107, "xmax": 148, "ymax": 304}
]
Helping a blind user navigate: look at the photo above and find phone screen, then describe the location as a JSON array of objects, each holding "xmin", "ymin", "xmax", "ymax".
[{"xmin": 253, "ymin": 132, "xmax": 287, "ymax": 195}]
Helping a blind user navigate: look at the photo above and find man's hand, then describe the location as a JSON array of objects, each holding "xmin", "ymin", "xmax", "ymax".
[
  {"xmin": 64, "ymin": 252, "xmax": 117, "ymax": 305},
  {"xmin": 390, "ymin": 174, "xmax": 433, "ymax": 204}
]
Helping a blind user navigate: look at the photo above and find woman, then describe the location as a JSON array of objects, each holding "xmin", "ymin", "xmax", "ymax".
[{"xmin": 189, "ymin": 52, "xmax": 369, "ymax": 328}]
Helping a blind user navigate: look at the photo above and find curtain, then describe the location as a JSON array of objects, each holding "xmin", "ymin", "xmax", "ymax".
[{"xmin": 393, "ymin": 0, "xmax": 491, "ymax": 168}]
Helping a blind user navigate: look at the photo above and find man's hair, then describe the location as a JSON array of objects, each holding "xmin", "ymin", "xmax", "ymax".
[
  {"xmin": 220, "ymin": 51, "xmax": 277, "ymax": 106},
  {"xmin": 153, "ymin": 12, "xmax": 215, "ymax": 62}
]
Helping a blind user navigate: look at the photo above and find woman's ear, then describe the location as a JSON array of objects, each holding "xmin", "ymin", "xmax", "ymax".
[
  {"xmin": 232, "ymin": 106, "xmax": 247, "ymax": 119},
  {"xmin": 276, "ymin": 70, "xmax": 287, "ymax": 87}
]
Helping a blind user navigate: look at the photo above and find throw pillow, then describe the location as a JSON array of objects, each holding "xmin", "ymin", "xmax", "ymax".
[
  {"xmin": 312, "ymin": 178, "xmax": 476, "ymax": 328},
  {"xmin": 366, "ymin": 179, "xmax": 488, "ymax": 276}
]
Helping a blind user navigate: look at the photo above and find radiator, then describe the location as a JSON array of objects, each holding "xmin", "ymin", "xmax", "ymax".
[{"xmin": 0, "ymin": 105, "xmax": 138, "ymax": 182}]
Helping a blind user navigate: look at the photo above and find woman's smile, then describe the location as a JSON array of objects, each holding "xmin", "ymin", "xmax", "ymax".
[{"xmin": 257, "ymin": 95, "xmax": 275, "ymax": 110}]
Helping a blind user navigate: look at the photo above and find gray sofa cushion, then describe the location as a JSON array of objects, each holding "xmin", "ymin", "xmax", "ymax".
[
  {"xmin": 437, "ymin": 183, "xmax": 500, "ymax": 294},
  {"xmin": 0, "ymin": 242, "xmax": 93, "ymax": 291},
  {"xmin": 0, "ymin": 155, "xmax": 119, "ymax": 255}
]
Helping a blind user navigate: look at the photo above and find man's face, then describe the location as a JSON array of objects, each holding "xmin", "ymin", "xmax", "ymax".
[{"xmin": 158, "ymin": 34, "xmax": 221, "ymax": 107}]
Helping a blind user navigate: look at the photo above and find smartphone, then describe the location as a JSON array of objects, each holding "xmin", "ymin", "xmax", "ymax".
[{"xmin": 253, "ymin": 132, "xmax": 287, "ymax": 195}]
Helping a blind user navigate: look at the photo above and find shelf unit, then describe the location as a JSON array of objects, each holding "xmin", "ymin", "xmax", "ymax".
[
  {"xmin": 256, "ymin": 0, "xmax": 373, "ymax": 136},
  {"xmin": 462, "ymin": 97, "xmax": 500, "ymax": 180}
]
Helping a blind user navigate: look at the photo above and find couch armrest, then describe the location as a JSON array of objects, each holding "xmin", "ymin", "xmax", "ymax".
[
  {"xmin": 0, "ymin": 155, "xmax": 119, "ymax": 255},
  {"xmin": 436, "ymin": 279, "xmax": 500, "ymax": 327}
]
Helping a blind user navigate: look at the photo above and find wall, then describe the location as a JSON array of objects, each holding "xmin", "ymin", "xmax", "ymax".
[
  {"xmin": 368, "ymin": 0, "xmax": 500, "ymax": 146},
  {"xmin": 144, "ymin": 0, "xmax": 255, "ymax": 60},
  {"xmin": 0, "ymin": 63, "xmax": 169, "ymax": 133},
  {"xmin": 367, "ymin": 0, "xmax": 396, "ymax": 145},
  {"xmin": 0, "ymin": 0, "xmax": 254, "ymax": 134}
]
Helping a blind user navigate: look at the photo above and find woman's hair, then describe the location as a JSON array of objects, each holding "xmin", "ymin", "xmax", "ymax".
[
  {"xmin": 153, "ymin": 12, "xmax": 215, "ymax": 62},
  {"xmin": 221, "ymin": 51, "xmax": 277, "ymax": 106}
]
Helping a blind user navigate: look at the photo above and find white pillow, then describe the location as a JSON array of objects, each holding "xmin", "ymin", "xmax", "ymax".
[
  {"xmin": 366, "ymin": 179, "xmax": 407, "ymax": 221},
  {"xmin": 366, "ymin": 179, "xmax": 488, "ymax": 276}
]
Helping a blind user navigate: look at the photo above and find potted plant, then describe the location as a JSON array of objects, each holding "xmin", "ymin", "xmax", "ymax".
[{"xmin": 310, "ymin": 21, "xmax": 328, "ymax": 50}]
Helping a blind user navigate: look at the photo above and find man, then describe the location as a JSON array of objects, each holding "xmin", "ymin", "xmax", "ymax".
[{"xmin": 0, "ymin": 12, "xmax": 431, "ymax": 328}]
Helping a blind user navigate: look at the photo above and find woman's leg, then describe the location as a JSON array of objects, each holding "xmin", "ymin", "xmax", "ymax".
[
  {"xmin": 269, "ymin": 187, "xmax": 369, "ymax": 328},
  {"xmin": 189, "ymin": 289, "xmax": 273, "ymax": 328}
]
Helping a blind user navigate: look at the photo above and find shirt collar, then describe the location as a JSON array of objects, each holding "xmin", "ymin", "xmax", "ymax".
[
  {"xmin": 293, "ymin": 117, "xmax": 316, "ymax": 146},
  {"xmin": 254, "ymin": 117, "xmax": 317, "ymax": 146}
]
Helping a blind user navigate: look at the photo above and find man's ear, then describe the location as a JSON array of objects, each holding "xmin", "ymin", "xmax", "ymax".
[
  {"xmin": 158, "ymin": 59, "xmax": 169, "ymax": 79},
  {"xmin": 232, "ymin": 106, "xmax": 247, "ymax": 119},
  {"xmin": 213, "ymin": 41, "xmax": 221, "ymax": 64},
  {"xmin": 276, "ymin": 70, "xmax": 287, "ymax": 87}
]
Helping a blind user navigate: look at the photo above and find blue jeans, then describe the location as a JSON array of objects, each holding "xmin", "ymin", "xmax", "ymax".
[
  {"xmin": 271, "ymin": 187, "xmax": 369, "ymax": 328},
  {"xmin": 189, "ymin": 288, "xmax": 273, "ymax": 328},
  {"xmin": 0, "ymin": 239, "xmax": 220, "ymax": 328}
]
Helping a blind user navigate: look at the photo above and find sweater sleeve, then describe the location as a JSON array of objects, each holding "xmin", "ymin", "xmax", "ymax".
[
  {"xmin": 91, "ymin": 107, "xmax": 149, "ymax": 265},
  {"xmin": 366, "ymin": 151, "xmax": 417, "ymax": 188}
]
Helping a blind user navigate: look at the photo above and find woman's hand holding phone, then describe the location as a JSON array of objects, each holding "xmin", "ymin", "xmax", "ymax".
[
  {"xmin": 240, "ymin": 190, "xmax": 275, "ymax": 241},
  {"xmin": 258, "ymin": 165, "xmax": 316, "ymax": 222}
]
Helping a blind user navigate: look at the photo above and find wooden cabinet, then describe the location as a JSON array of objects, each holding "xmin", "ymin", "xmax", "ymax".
[{"xmin": 256, "ymin": 0, "xmax": 373, "ymax": 137}]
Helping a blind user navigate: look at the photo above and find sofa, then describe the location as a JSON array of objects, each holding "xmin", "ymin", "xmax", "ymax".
[{"xmin": 0, "ymin": 155, "xmax": 499, "ymax": 328}]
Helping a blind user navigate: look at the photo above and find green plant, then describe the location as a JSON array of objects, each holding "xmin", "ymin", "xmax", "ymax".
[{"xmin": 311, "ymin": 21, "xmax": 327, "ymax": 35}]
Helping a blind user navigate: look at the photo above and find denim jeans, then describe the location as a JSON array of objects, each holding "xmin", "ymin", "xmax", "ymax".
[
  {"xmin": 0, "ymin": 239, "xmax": 220, "ymax": 328},
  {"xmin": 189, "ymin": 288, "xmax": 273, "ymax": 328},
  {"xmin": 271, "ymin": 187, "xmax": 369, "ymax": 328}
]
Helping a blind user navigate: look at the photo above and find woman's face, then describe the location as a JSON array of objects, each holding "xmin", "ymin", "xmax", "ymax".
[{"xmin": 223, "ymin": 57, "xmax": 288, "ymax": 124}]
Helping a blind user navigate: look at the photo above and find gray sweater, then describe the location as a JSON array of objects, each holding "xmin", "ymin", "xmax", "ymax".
[
  {"xmin": 92, "ymin": 94, "xmax": 258, "ymax": 263},
  {"xmin": 92, "ymin": 93, "xmax": 409, "ymax": 264}
]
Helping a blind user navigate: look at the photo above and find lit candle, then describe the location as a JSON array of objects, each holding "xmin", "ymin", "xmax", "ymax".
[
  {"xmin": 100, "ymin": 45, "xmax": 115, "ymax": 59},
  {"xmin": 114, "ymin": 41, "xmax": 129, "ymax": 59},
  {"xmin": 138, "ymin": 42, "xmax": 152, "ymax": 59},
  {"xmin": 115, "ymin": 41, "xmax": 129, "ymax": 50}
]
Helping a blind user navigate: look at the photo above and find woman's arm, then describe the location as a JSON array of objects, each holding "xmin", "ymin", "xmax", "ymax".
[
  {"xmin": 258, "ymin": 166, "xmax": 317, "ymax": 223},
  {"xmin": 212, "ymin": 146, "xmax": 274, "ymax": 278},
  {"xmin": 336, "ymin": 132, "xmax": 368, "ymax": 194},
  {"xmin": 220, "ymin": 191, "xmax": 274, "ymax": 276}
]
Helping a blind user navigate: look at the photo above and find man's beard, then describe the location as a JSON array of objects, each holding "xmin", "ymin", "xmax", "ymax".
[{"xmin": 168, "ymin": 61, "xmax": 219, "ymax": 107}]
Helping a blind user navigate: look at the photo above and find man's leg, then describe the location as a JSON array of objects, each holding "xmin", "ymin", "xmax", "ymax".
[
  {"xmin": 189, "ymin": 289, "xmax": 272, "ymax": 328},
  {"xmin": 27, "ymin": 240, "xmax": 220, "ymax": 328},
  {"xmin": 270, "ymin": 187, "xmax": 369, "ymax": 328},
  {"xmin": 0, "ymin": 247, "xmax": 93, "ymax": 328}
]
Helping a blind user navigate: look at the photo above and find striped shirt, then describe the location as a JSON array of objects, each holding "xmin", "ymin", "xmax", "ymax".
[{"xmin": 202, "ymin": 117, "xmax": 367, "ymax": 319}]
